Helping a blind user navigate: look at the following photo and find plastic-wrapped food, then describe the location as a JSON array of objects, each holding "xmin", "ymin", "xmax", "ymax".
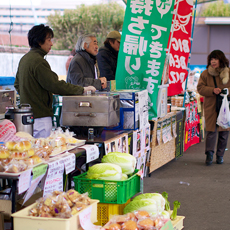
[
  {"xmin": 28, "ymin": 190, "xmax": 91, "ymax": 219},
  {"xmin": 102, "ymin": 211, "xmax": 170, "ymax": 230},
  {"xmin": 121, "ymin": 220, "xmax": 138, "ymax": 230},
  {"xmin": 23, "ymin": 155, "xmax": 43, "ymax": 166},
  {"xmin": 0, "ymin": 161, "xmax": 5, "ymax": 172},
  {"xmin": 0, "ymin": 150, "xmax": 10, "ymax": 159},
  {"xmin": 34, "ymin": 146, "xmax": 53, "ymax": 160},
  {"xmin": 5, "ymin": 140, "xmax": 32, "ymax": 152},
  {"xmin": 5, "ymin": 159, "xmax": 28, "ymax": 173},
  {"xmin": 137, "ymin": 218, "xmax": 154, "ymax": 229},
  {"xmin": 66, "ymin": 189, "xmax": 81, "ymax": 203},
  {"xmin": 9, "ymin": 150, "xmax": 29, "ymax": 160}
]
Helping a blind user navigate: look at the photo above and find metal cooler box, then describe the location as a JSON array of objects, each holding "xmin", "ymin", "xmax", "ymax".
[{"xmin": 61, "ymin": 93, "xmax": 120, "ymax": 127}]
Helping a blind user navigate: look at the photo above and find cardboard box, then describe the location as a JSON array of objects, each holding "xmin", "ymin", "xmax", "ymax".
[
  {"xmin": 0, "ymin": 200, "xmax": 11, "ymax": 220},
  {"xmin": 12, "ymin": 199, "xmax": 99, "ymax": 230}
]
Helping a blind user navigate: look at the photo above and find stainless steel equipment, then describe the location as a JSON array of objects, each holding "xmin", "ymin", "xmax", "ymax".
[
  {"xmin": 62, "ymin": 93, "xmax": 120, "ymax": 127},
  {"xmin": 5, "ymin": 104, "xmax": 34, "ymax": 135}
]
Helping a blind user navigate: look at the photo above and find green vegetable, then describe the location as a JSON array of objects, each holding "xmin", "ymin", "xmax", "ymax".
[
  {"xmin": 121, "ymin": 173, "xmax": 128, "ymax": 181},
  {"xmin": 161, "ymin": 210, "xmax": 170, "ymax": 220},
  {"xmin": 170, "ymin": 201, "xmax": 181, "ymax": 220},
  {"xmin": 123, "ymin": 199, "xmax": 158, "ymax": 214},
  {"xmin": 162, "ymin": 192, "xmax": 170, "ymax": 211},
  {"xmin": 101, "ymin": 152, "xmax": 137, "ymax": 175},
  {"xmin": 133, "ymin": 193, "xmax": 165, "ymax": 213},
  {"xmin": 86, "ymin": 163, "xmax": 122, "ymax": 181}
]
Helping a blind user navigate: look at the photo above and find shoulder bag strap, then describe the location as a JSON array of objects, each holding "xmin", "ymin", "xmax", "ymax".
[{"xmin": 213, "ymin": 76, "xmax": 217, "ymax": 88}]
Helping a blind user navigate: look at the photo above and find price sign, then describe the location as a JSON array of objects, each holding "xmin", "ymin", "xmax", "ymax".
[
  {"xmin": 80, "ymin": 145, "xmax": 99, "ymax": 163},
  {"xmin": 43, "ymin": 159, "xmax": 64, "ymax": 197},
  {"xmin": 79, "ymin": 206, "xmax": 100, "ymax": 230},
  {"xmin": 18, "ymin": 168, "xmax": 32, "ymax": 194}
]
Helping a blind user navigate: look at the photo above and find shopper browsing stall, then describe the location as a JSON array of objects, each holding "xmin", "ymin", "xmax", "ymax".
[
  {"xmin": 97, "ymin": 31, "xmax": 121, "ymax": 81},
  {"xmin": 14, "ymin": 24, "xmax": 96, "ymax": 138},
  {"xmin": 197, "ymin": 50, "xmax": 230, "ymax": 165},
  {"xmin": 66, "ymin": 34, "xmax": 107, "ymax": 90}
]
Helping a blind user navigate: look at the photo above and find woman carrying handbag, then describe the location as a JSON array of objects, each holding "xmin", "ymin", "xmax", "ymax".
[{"xmin": 197, "ymin": 50, "xmax": 230, "ymax": 165}]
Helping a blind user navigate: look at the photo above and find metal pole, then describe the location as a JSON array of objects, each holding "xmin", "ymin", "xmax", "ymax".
[{"xmin": 183, "ymin": 0, "xmax": 198, "ymax": 107}]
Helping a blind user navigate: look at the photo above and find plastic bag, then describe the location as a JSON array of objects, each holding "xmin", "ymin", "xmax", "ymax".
[{"xmin": 217, "ymin": 88, "xmax": 230, "ymax": 129}]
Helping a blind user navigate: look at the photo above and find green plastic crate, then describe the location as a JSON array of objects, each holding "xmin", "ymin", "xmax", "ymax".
[{"xmin": 73, "ymin": 169, "xmax": 140, "ymax": 204}]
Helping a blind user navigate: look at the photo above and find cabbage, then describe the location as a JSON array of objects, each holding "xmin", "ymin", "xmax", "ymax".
[
  {"xmin": 86, "ymin": 163, "xmax": 122, "ymax": 181},
  {"xmin": 161, "ymin": 210, "xmax": 170, "ymax": 220},
  {"xmin": 123, "ymin": 199, "xmax": 158, "ymax": 214},
  {"xmin": 133, "ymin": 193, "xmax": 165, "ymax": 212},
  {"xmin": 121, "ymin": 174, "xmax": 128, "ymax": 181},
  {"xmin": 101, "ymin": 152, "xmax": 137, "ymax": 175}
]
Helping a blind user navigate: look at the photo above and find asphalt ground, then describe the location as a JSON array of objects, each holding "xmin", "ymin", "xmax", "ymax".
[{"xmin": 143, "ymin": 137, "xmax": 230, "ymax": 230}]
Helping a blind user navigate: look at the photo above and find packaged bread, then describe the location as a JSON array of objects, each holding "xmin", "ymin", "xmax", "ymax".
[
  {"xmin": 0, "ymin": 150, "xmax": 10, "ymax": 159},
  {"xmin": 5, "ymin": 140, "xmax": 32, "ymax": 151},
  {"xmin": 24, "ymin": 155, "xmax": 43, "ymax": 166},
  {"xmin": 34, "ymin": 146, "xmax": 53, "ymax": 160},
  {"xmin": 15, "ymin": 141, "xmax": 32, "ymax": 151},
  {"xmin": 9, "ymin": 151, "xmax": 29, "ymax": 160},
  {"xmin": 5, "ymin": 141, "xmax": 17, "ymax": 150},
  {"xmin": 5, "ymin": 159, "xmax": 28, "ymax": 173}
]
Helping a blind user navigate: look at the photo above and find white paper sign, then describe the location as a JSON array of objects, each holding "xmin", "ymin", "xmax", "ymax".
[
  {"xmin": 18, "ymin": 168, "xmax": 32, "ymax": 194},
  {"xmin": 56, "ymin": 152, "xmax": 76, "ymax": 174},
  {"xmin": 138, "ymin": 90, "xmax": 149, "ymax": 129},
  {"xmin": 80, "ymin": 145, "xmax": 99, "ymax": 163},
  {"xmin": 23, "ymin": 174, "xmax": 45, "ymax": 205},
  {"xmin": 79, "ymin": 206, "xmax": 101, "ymax": 230},
  {"xmin": 43, "ymin": 159, "xmax": 64, "ymax": 197}
]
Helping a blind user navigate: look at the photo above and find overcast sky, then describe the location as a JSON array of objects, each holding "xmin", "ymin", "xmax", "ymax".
[{"xmin": 1, "ymin": 0, "xmax": 125, "ymax": 7}]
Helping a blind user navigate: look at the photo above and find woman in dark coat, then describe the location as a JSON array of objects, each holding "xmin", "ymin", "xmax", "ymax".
[{"xmin": 197, "ymin": 50, "xmax": 230, "ymax": 165}]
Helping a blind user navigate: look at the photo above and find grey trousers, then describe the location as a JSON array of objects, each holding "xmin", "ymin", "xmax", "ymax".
[{"xmin": 205, "ymin": 127, "xmax": 229, "ymax": 157}]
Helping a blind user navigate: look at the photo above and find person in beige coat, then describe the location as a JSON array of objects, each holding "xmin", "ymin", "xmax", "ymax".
[{"xmin": 197, "ymin": 50, "xmax": 230, "ymax": 165}]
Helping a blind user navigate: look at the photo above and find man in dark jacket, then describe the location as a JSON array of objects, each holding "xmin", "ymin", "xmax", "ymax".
[
  {"xmin": 66, "ymin": 34, "xmax": 107, "ymax": 90},
  {"xmin": 14, "ymin": 24, "xmax": 96, "ymax": 138},
  {"xmin": 97, "ymin": 31, "xmax": 121, "ymax": 81}
]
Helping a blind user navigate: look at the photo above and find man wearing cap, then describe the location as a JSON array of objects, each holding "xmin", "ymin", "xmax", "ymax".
[{"xmin": 97, "ymin": 31, "xmax": 121, "ymax": 81}]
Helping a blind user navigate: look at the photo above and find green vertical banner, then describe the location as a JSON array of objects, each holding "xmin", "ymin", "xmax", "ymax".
[{"xmin": 116, "ymin": 0, "xmax": 175, "ymax": 119}]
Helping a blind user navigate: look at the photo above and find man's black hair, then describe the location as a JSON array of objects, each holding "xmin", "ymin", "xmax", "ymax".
[{"xmin": 28, "ymin": 24, "xmax": 54, "ymax": 48}]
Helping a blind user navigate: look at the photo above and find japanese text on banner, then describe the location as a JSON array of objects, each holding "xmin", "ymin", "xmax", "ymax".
[
  {"xmin": 115, "ymin": 0, "xmax": 175, "ymax": 118},
  {"xmin": 168, "ymin": 0, "xmax": 193, "ymax": 96}
]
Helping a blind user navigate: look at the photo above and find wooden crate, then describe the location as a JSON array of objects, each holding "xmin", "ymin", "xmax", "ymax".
[{"xmin": 172, "ymin": 215, "xmax": 185, "ymax": 230}]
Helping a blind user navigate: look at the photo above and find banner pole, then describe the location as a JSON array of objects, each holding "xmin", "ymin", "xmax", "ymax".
[
  {"xmin": 161, "ymin": 0, "xmax": 179, "ymax": 86},
  {"xmin": 183, "ymin": 0, "xmax": 198, "ymax": 107}
]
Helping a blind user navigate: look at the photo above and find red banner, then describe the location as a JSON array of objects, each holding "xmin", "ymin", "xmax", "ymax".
[
  {"xmin": 184, "ymin": 101, "xmax": 200, "ymax": 152},
  {"xmin": 167, "ymin": 0, "xmax": 193, "ymax": 96}
]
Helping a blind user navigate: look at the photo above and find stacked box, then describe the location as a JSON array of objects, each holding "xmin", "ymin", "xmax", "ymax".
[
  {"xmin": 95, "ymin": 199, "xmax": 130, "ymax": 226},
  {"xmin": 73, "ymin": 169, "xmax": 140, "ymax": 204}
]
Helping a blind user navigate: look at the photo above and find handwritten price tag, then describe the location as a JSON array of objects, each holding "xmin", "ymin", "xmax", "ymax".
[
  {"xmin": 79, "ymin": 206, "xmax": 100, "ymax": 230},
  {"xmin": 80, "ymin": 145, "xmax": 99, "ymax": 163},
  {"xmin": 18, "ymin": 168, "xmax": 32, "ymax": 194}
]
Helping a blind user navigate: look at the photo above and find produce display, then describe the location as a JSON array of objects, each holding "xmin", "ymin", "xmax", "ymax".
[
  {"xmin": 101, "ymin": 152, "xmax": 137, "ymax": 175},
  {"xmin": 101, "ymin": 192, "xmax": 181, "ymax": 230},
  {"xmin": 86, "ymin": 152, "xmax": 137, "ymax": 181},
  {"xmin": 101, "ymin": 210, "xmax": 169, "ymax": 230},
  {"xmin": 0, "ymin": 129, "xmax": 84, "ymax": 173},
  {"xmin": 28, "ymin": 189, "xmax": 91, "ymax": 218}
]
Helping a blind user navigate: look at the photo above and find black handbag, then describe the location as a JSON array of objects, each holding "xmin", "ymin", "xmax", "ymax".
[{"xmin": 213, "ymin": 76, "xmax": 229, "ymax": 115}]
